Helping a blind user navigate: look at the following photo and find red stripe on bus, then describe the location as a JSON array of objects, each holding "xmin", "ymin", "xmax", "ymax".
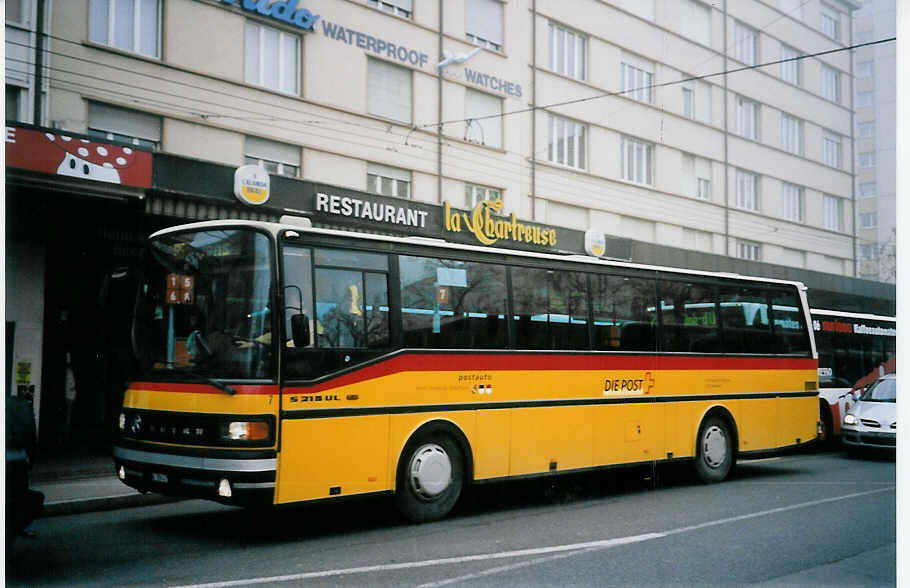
[
  {"xmin": 285, "ymin": 353, "xmax": 816, "ymax": 394},
  {"xmin": 128, "ymin": 382, "xmax": 280, "ymax": 395}
]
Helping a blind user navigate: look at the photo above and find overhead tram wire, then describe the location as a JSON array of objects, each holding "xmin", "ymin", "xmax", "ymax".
[
  {"xmin": 11, "ymin": 35, "xmax": 893, "ymax": 241},
  {"xmin": 8, "ymin": 58, "xmax": 863, "ymax": 249},
  {"xmin": 416, "ymin": 37, "xmax": 896, "ymax": 130},
  {"xmin": 8, "ymin": 62, "xmax": 862, "ymax": 248}
]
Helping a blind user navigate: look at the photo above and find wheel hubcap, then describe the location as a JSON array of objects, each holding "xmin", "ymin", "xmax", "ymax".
[
  {"xmin": 408, "ymin": 443, "xmax": 452, "ymax": 499},
  {"xmin": 703, "ymin": 425, "xmax": 727, "ymax": 468}
]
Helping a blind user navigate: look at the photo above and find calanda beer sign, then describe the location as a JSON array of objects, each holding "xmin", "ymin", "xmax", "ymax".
[{"xmin": 443, "ymin": 199, "xmax": 557, "ymax": 247}]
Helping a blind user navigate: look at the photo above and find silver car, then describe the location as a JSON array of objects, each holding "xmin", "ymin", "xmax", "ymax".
[{"xmin": 842, "ymin": 373, "xmax": 896, "ymax": 456}]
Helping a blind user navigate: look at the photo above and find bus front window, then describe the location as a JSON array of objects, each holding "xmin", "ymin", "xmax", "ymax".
[{"xmin": 133, "ymin": 229, "xmax": 275, "ymax": 381}]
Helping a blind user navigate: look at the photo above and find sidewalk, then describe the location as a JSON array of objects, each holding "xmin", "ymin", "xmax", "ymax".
[{"xmin": 30, "ymin": 448, "xmax": 179, "ymax": 517}]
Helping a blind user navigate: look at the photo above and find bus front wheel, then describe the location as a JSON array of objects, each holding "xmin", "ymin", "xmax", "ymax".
[
  {"xmin": 694, "ymin": 416, "xmax": 734, "ymax": 483},
  {"xmin": 395, "ymin": 433, "xmax": 464, "ymax": 523}
]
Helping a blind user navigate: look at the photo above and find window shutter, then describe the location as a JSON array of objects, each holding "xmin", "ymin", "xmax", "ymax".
[
  {"xmin": 88, "ymin": 102, "xmax": 161, "ymax": 142},
  {"xmin": 368, "ymin": 58, "xmax": 412, "ymax": 123},
  {"xmin": 466, "ymin": 0, "xmax": 503, "ymax": 46}
]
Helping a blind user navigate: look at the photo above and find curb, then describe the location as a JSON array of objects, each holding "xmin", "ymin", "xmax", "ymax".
[{"xmin": 41, "ymin": 493, "xmax": 183, "ymax": 517}]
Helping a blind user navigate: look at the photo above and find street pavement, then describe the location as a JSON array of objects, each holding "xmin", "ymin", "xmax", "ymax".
[{"xmin": 28, "ymin": 451, "xmax": 177, "ymax": 518}]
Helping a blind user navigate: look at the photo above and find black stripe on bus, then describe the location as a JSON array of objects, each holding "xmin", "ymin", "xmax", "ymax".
[{"xmin": 280, "ymin": 390, "xmax": 818, "ymax": 420}]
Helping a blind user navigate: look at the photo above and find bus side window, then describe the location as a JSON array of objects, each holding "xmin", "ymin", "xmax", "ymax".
[
  {"xmin": 658, "ymin": 278, "xmax": 719, "ymax": 353},
  {"xmin": 510, "ymin": 267, "xmax": 588, "ymax": 350},
  {"xmin": 771, "ymin": 291, "xmax": 810, "ymax": 355},
  {"xmin": 717, "ymin": 285, "xmax": 772, "ymax": 354},
  {"xmin": 591, "ymin": 274, "xmax": 657, "ymax": 352},
  {"xmin": 399, "ymin": 255, "xmax": 506, "ymax": 350},
  {"xmin": 282, "ymin": 246, "xmax": 314, "ymax": 348}
]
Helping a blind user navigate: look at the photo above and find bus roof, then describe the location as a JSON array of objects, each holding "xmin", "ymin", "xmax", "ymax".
[
  {"xmin": 810, "ymin": 308, "xmax": 896, "ymax": 322},
  {"xmin": 150, "ymin": 218, "xmax": 809, "ymax": 291}
]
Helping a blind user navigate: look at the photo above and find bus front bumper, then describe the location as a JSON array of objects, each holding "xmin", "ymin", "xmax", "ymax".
[{"xmin": 113, "ymin": 445, "xmax": 276, "ymax": 505}]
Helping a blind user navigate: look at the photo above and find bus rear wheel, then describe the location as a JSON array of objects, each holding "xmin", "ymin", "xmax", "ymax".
[
  {"xmin": 395, "ymin": 433, "xmax": 464, "ymax": 523},
  {"xmin": 694, "ymin": 416, "xmax": 734, "ymax": 483}
]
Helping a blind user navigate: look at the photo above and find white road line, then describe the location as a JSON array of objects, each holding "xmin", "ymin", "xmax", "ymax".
[{"xmin": 172, "ymin": 486, "xmax": 893, "ymax": 588}]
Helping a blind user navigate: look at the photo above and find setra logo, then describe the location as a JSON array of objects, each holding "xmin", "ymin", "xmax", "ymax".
[{"xmin": 130, "ymin": 414, "xmax": 143, "ymax": 435}]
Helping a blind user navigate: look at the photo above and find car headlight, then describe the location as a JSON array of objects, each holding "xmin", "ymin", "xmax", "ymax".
[
  {"xmin": 844, "ymin": 414, "xmax": 858, "ymax": 426},
  {"xmin": 222, "ymin": 421, "xmax": 270, "ymax": 441}
]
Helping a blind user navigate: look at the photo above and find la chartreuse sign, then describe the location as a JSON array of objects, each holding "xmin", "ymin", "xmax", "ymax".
[{"xmin": 443, "ymin": 200, "xmax": 557, "ymax": 248}]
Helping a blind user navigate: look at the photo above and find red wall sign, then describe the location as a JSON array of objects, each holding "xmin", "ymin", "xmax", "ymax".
[{"xmin": 5, "ymin": 125, "xmax": 153, "ymax": 188}]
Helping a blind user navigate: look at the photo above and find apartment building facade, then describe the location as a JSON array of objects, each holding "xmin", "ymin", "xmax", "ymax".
[
  {"xmin": 851, "ymin": 0, "xmax": 896, "ymax": 283},
  {"xmin": 6, "ymin": 0, "xmax": 894, "ymax": 449}
]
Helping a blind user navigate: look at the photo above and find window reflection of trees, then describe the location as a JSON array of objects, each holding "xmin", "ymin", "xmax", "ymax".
[
  {"xmin": 400, "ymin": 256, "xmax": 506, "ymax": 349},
  {"xmin": 591, "ymin": 274, "xmax": 657, "ymax": 351}
]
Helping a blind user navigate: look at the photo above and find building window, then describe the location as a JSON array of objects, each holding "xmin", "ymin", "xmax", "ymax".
[
  {"xmin": 736, "ymin": 240, "xmax": 761, "ymax": 261},
  {"xmin": 548, "ymin": 114, "xmax": 586, "ymax": 170},
  {"xmin": 367, "ymin": 163, "xmax": 411, "ymax": 198},
  {"xmin": 823, "ymin": 195, "xmax": 843, "ymax": 231},
  {"xmin": 856, "ymin": 60, "xmax": 873, "ymax": 78},
  {"xmin": 465, "ymin": 183, "xmax": 502, "ymax": 207},
  {"xmin": 245, "ymin": 22, "xmax": 300, "ymax": 95},
  {"xmin": 621, "ymin": 136, "xmax": 653, "ymax": 185},
  {"xmin": 6, "ymin": 85, "xmax": 25, "ymax": 122},
  {"xmin": 621, "ymin": 61, "xmax": 653, "ymax": 103},
  {"xmin": 734, "ymin": 21, "xmax": 758, "ymax": 65},
  {"xmin": 859, "ymin": 182, "xmax": 877, "ymax": 197},
  {"xmin": 465, "ymin": 89, "xmax": 502, "ymax": 148},
  {"xmin": 682, "ymin": 87, "xmax": 695, "ymax": 119},
  {"xmin": 6, "ymin": 0, "xmax": 26, "ymax": 24},
  {"xmin": 781, "ymin": 113, "xmax": 803, "ymax": 155},
  {"xmin": 780, "ymin": 45, "xmax": 802, "ymax": 85},
  {"xmin": 367, "ymin": 57, "xmax": 411, "ymax": 123},
  {"xmin": 548, "ymin": 22, "xmax": 586, "ymax": 80},
  {"xmin": 858, "ymin": 121, "xmax": 875, "ymax": 138},
  {"xmin": 465, "ymin": 0, "xmax": 502, "ymax": 51},
  {"xmin": 860, "ymin": 212, "xmax": 878, "ymax": 228},
  {"xmin": 860, "ymin": 243, "xmax": 878, "ymax": 259},
  {"xmin": 683, "ymin": 153, "xmax": 711, "ymax": 199},
  {"xmin": 89, "ymin": 0, "xmax": 160, "ymax": 58},
  {"xmin": 782, "ymin": 183, "xmax": 803, "ymax": 222},
  {"xmin": 697, "ymin": 177, "xmax": 712, "ymax": 200},
  {"xmin": 820, "ymin": 7, "xmax": 840, "ymax": 40},
  {"xmin": 820, "ymin": 66, "xmax": 840, "ymax": 102},
  {"xmin": 823, "ymin": 132, "xmax": 842, "ymax": 168},
  {"xmin": 736, "ymin": 96, "xmax": 759, "ymax": 140},
  {"xmin": 367, "ymin": 0, "xmax": 412, "ymax": 18},
  {"xmin": 856, "ymin": 91, "xmax": 874, "ymax": 107},
  {"xmin": 859, "ymin": 151, "xmax": 877, "ymax": 168},
  {"xmin": 681, "ymin": 0, "xmax": 711, "ymax": 46},
  {"xmin": 244, "ymin": 136, "xmax": 300, "ymax": 178},
  {"xmin": 735, "ymin": 169, "xmax": 759, "ymax": 211},
  {"xmin": 87, "ymin": 102, "xmax": 161, "ymax": 149}
]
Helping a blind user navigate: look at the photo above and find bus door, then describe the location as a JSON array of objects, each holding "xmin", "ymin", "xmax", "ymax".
[{"xmin": 277, "ymin": 243, "xmax": 393, "ymax": 503}]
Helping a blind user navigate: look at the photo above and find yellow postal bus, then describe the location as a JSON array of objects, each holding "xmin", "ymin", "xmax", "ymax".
[{"xmin": 114, "ymin": 217, "xmax": 819, "ymax": 521}]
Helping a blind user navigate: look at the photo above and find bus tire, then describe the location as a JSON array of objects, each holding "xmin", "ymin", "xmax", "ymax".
[
  {"xmin": 694, "ymin": 416, "xmax": 734, "ymax": 483},
  {"xmin": 818, "ymin": 401, "xmax": 834, "ymax": 450},
  {"xmin": 395, "ymin": 432, "xmax": 464, "ymax": 523}
]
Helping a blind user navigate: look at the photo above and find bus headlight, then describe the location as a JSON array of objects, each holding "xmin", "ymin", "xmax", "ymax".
[
  {"xmin": 119, "ymin": 412, "xmax": 126, "ymax": 431},
  {"xmin": 844, "ymin": 414, "xmax": 858, "ymax": 426},
  {"xmin": 223, "ymin": 421, "xmax": 270, "ymax": 441}
]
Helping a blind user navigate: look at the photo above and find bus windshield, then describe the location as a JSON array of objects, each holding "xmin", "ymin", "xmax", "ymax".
[{"xmin": 133, "ymin": 228, "xmax": 274, "ymax": 380}]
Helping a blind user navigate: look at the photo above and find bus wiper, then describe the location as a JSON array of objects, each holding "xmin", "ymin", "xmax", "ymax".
[
  {"xmin": 153, "ymin": 361, "xmax": 237, "ymax": 395},
  {"xmin": 200, "ymin": 375, "xmax": 237, "ymax": 396}
]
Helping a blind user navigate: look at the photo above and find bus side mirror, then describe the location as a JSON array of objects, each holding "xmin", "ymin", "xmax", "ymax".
[{"xmin": 291, "ymin": 314, "xmax": 311, "ymax": 347}]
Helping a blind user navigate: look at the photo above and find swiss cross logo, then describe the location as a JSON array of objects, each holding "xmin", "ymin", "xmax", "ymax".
[{"xmin": 643, "ymin": 372, "xmax": 655, "ymax": 394}]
